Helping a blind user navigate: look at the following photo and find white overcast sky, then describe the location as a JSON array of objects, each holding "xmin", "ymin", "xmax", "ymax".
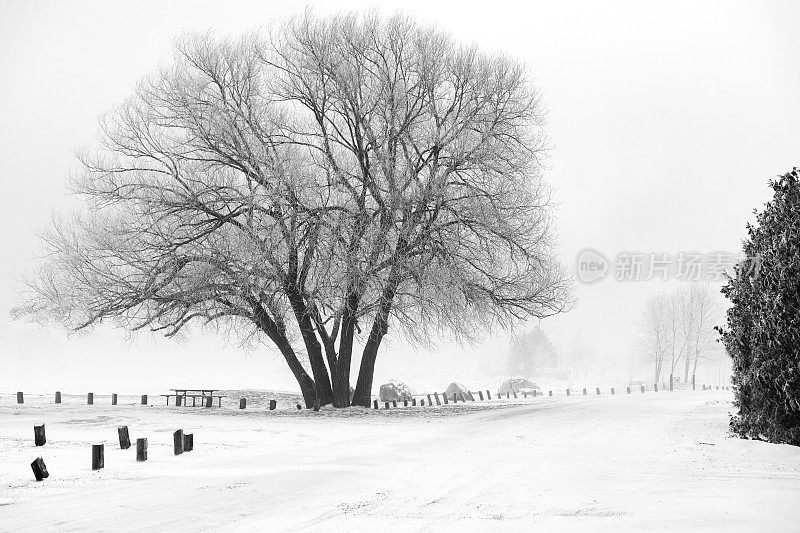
[{"xmin": 1, "ymin": 0, "xmax": 798, "ymax": 393}]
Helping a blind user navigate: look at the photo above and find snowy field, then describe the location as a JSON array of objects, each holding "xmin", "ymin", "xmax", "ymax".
[{"xmin": 1, "ymin": 390, "xmax": 799, "ymax": 531}]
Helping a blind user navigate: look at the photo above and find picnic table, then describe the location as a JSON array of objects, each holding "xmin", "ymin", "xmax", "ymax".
[{"xmin": 161, "ymin": 389, "xmax": 225, "ymax": 407}]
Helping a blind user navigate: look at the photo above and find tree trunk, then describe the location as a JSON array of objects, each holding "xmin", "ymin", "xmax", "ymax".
[
  {"xmin": 287, "ymin": 291, "xmax": 333, "ymax": 406},
  {"xmin": 351, "ymin": 276, "xmax": 399, "ymax": 407},
  {"xmin": 249, "ymin": 296, "xmax": 317, "ymax": 408},
  {"xmin": 333, "ymin": 293, "xmax": 360, "ymax": 408}
]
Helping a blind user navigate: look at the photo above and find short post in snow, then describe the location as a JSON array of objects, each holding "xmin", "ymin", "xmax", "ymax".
[
  {"xmin": 373, "ymin": 399, "xmax": 378, "ymax": 409},
  {"xmin": 34, "ymin": 424, "xmax": 46, "ymax": 446},
  {"xmin": 141, "ymin": 394, "xmax": 148, "ymax": 405},
  {"xmin": 239, "ymin": 398, "xmax": 246, "ymax": 409},
  {"xmin": 583, "ymin": 388, "xmax": 587, "ymax": 395},
  {"xmin": 654, "ymin": 383, "xmax": 659, "ymax": 392},
  {"xmin": 427, "ymin": 394, "xmax": 433, "ymax": 405},
  {"xmin": 506, "ymin": 392, "xmax": 510, "ymax": 399},
  {"xmin": 296, "ymin": 403, "xmax": 302, "ymax": 410},
  {"xmin": 384, "ymin": 402, "xmax": 390, "ymax": 409},
  {"xmin": 421, "ymin": 399, "xmax": 425, "ymax": 406},
  {"xmin": 111, "ymin": 393, "xmax": 117, "ymax": 406},
  {"xmin": 627, "ymin": 386, "xmax": 631, "ymax": 394},
  {"xmin": 566, "ymin": 388, "xmax": 571, "ymax": 396},
  {"xmin": 136, "ymin": 438, "xmax": 147, "ymax": 461},
  {"xmin": 184, "ymin": 433, "xmax": 193, "ymax": 452},
  {"xmin": 512, "ymin": 391, "xmax": 518, "ymax": 399},
  {"xmin": 87, "ymin": 392, "xmax": 94, "ymax": 405},
  {"xmin": 641, "ymin": 385, "xmax": 645, "ymax": 393},
  {"xmin": 92, "ymin": 444, "xmax": 104, "ymax": 470},
  {"xmin": 403, "ymin": 399, "xmax": 408, "ymax": 407},
  {"xmin": 17, "ymin": 392, "xmax": 23, "ymax": 404},
  {"xmin": 478, "ymin": 391, "xmax": 484, "ymax": 401},
  {"xmin": 611, "ymin": 387, "xmax": 615, "ymax": 395},
  {"xmin": 173, "ymin": 430, "xmax": 184, "ymax": 456},
  {"xmin": 692, "ymin": 374, "xmax": 696, "ymax": 391},
  {"xmin": 523, "ymin": 391, "xmax": 527, "ymax": 398},
  {"xmin": 487, "ymin": 390, "xmax": 492, "ymax": 400},
  {"xmin": 596, "ymin": 387, "xmax": 601, "ymax": 395},
  {"xmin": 442, "ymin": 393, "xmax": 448, "ymax": 405},
  {"xmin": 31, "ymin": 457, "xmax": 48, "ymax": 481},
  {"xmin": 412, "ymin": 398, "xmax": 417, "ymax": 406},
  {"xmin": 392, "ymin": 400, "xmax": 397, "ymax": 408},
  {"xmin": 55, "ymin": 391, "xmax": 61, "ymax": 404},
  {"xmin": 118, "ymin": 426, "xmax": 131, "ymax": 449},
  {"xmin": 549, "ymin": 390, "xmax": 553, "ymax": 396},
  {"xmin": 670, "ymin": 374, "xmax": 674, "ymax": 391},
  {"xmin": 269, "ymin": 399, "xmax": 277, "ymax": 410}
]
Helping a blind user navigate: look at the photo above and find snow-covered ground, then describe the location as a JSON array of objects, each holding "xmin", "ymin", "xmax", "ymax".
[{"xmin": 1, "ymin": 390, "xmax": 798, "ymax": 531}]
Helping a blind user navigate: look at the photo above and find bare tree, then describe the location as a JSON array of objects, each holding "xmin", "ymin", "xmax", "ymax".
[
  {"xmin": 13, "ymin": 12, "xmax": 571, "ymax": 407},
  {"xmin": 679, "ymin": 282, "xmax": 725, "ymax": 384},
  {"xmin": 639, "ymin": 292, "xmax": 670, "ymax": 384},
  {"xmin": 507, "ymin": 324, "xmax": 557, "ymax": 377}
]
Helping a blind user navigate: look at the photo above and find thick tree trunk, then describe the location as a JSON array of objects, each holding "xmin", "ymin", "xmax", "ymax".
[
  {"xmin": 287, "ymin": 291, "xmax": 333, "ymax": 406},
  {"xmin": 249, "ymin": 296, "xmax": 317, "ymax": 408},
  {"xmin": 351, "ymin": 276, "xmax": 399, "ymax": 407},
  {"xmin": 332, "ymin": 293, "xmax": 360, "ymax": 408}
]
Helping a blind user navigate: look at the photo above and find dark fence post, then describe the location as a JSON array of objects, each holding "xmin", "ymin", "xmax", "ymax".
[
  {"xmin": 512, "ymin": 391, "xmax": 518, "ymax": 399},
  {"xmin": 31, "ymin": 457, "xmax": 49, "ymax": 481},
  {"xmin": 478, "ymin": 391, "xmax": 484, "ymax": 401},
  {"xmin": 384, "ymin": 402, "xmax": 390, "ymax": 409},
  {"xmin": 184, "ymin": 433, "xmax": 193, "ymax": 452},
  {"xmin": 627, "ymin": 387, "xmax": 631, "ymax": 394},
  {"xmin": 176, "ymin": 395, "xmax": 183, "ymax": 407},
  {"xmin": 87, "ymin": 393, "xmax": 94, "ymax": 405},
  {"xmin": 296, "ymin": 403, "xmax": 302, "ymax": 410},
  {"xmin": 596, "ymin": 387, "xmax": 601, "ymax": 395},
  {"xmin": 641, "ymin": 385, "xmax": 645, "ymax": 393},
  {"xmin": 111, "ymin": 393, "xmax": 117, "ymax": 406},
  {"xmin": 583, "ymin": 388, "xmax": 587, "ymax": 395},
  {"xmin": 670, "ymin": 374, "xmax": 674, "ymax": 391},
  {"xmin": 17, "ymin": 392, "xmax": 23, "ymax": 404},
  {"xmin": 566, "ymin": 388, "xmax": 571, "ymax": 396},
  {"xmin": 427, "ymin": 394, "xmax": 433, "ymax": 405},
  {"xmin": 549, "ymin": 390, "xmax": 553, "ymax": 396},
  {"xmin": 136, "ymin": 438, "xmax": 147, "ymax": 461},
  {"xmin": 434, "ymin": 392, "xmax": 441, "ymax": 405},
  {"xmin": 239, "ymin": 398, "xmax": 246, "ymax": 410},
  {"xmin": 92, "ymin": 444, "xmax": 104, "ymax": 470},
  {"xmin": 654, "ymin": 383, "xmax": 659, "ymax": 392},
  {"xmin": 205, "ymin": 396, "xmax": 213, "ymax": 408},
  {"xmin": 141, "ymin": 394, "xmax": 148, "ymax": 405},
  {"xmin": 421, "ymin": 399, "xmax": 425, "ymax": 406},
  {"xmin": 611, "ymin": 387, "xmax": 615, "ymax": 395},
  {"xmin": 468, "ymin": 391, "xmax": 475, "ymax": 401},
  {"xmin": 404, "ymin": 399, "xmax": 408, "ymax": 407},
  {"xmin": 34, "ymin": 424, "xmax": 46, "ymax": 446},
  {"xmin": 692, "ymin": 374, "xmax": 696, "ymax": 391},
  {"xmin": 412, "ymin": 398, "xmax": 417, "ymax": 406},
  {"xmin": 442, "ymin": 393, "xmax": 449, "ymax": 405},
  {"xmin": 173, "ymin": 430, "xmax": 184, "ymax": 455},
  {"xmin": 392, "ymin": 400, "xmax": 397, "ymax": 408},
  {"xmin": 269, "ymin": 399, "xmax": 277, "ymax": 410},
  {"xmin": 487, "ymin": 390, "xmax": 492, "ymax": 400},
  {"xmin": 55, "ymin": 391, "xmax": 61, "ymax": 404},
  {"xmin": 373, "ymin": 399, "xmax": 378, "ymax": 409},
  {"xmin": 118, "ymin": 426, "xmax": 131, "ymax": 449}
]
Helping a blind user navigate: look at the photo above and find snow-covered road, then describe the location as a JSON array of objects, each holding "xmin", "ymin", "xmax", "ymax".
[{"xmin": 1, "ymin": 390, "xmax": 798, "ymax": 531}]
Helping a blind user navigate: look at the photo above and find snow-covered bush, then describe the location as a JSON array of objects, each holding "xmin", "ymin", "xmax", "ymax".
[
  {"xmin": 379, "ymin": 381, "xmax": 413, "ymax": 402},
  {"xmin": 718, "ymin": 168, "xmax": 800, "ymax": 445}
]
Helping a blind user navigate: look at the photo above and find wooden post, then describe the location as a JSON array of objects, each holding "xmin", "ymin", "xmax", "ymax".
[
  {"xmin": 87, "ymin": 392, "xmax": 94, "ymax": 405},
  {"xmin": 523, "ymin": 391, "xmax": 528, "ymax": 398},
  {"xmin": 548, "ymin": 390, "xmax": 553, "ymax": 397},
  {"xmin": 692, "ymin": 374, "xmax": 696, "ymax": 391},
  {"xmin": 421, "ymin": 399, "xmax": 425, "ymax": 406},
  {"xmin": 478, "ymin": 391, "xmax": 484, "ymax": 401},
  {"xmin": 118, "ymin": 426, "xmax": 131, "ymax": 449},
  {"xmin": 373, "ymin": 399, "xmax": 378, "ymax": 409},
  {"xmin": 269, "ymin": 399, "xmax": 276, "ymax": 410},
  {"xmin": 205, "ymin": 396, "xmax": 213, "ymax": 408},
  {"xmin": 487, "ymin": 390, "xmax": 492, "ymax": 400},
  {"xmin": 176, "ymin": 395, "xmax": 183, "ymax": 407},
  {"xmin": 239, "ymin": 398, "xmax": 246, "ymax": 409},
  {"xmin": 512, "ymin": 391, "xmax": 518, "ymax": 399},
  {"xmin": 55, "ymin": 391, "xmax": 61, "ymax": 404},
  {"xmin": 596, "ymin": 387, "xmax": 601, "ymax": 395},
  {"xmin": 434, "ymin": 392, "xmax": 441, "ymax": 405},
  {"xmin": 34, "ymin": 424, "xmax": 46, "ymax": 446},
  {"xmin": 654, "ymin": 383, "xmax": 659, "ymax": 392},
  {"xmin": 670, "ymin": 374, "xmax": 674, "ymax": 391},
  {"xmin": 392, "ymin": 400, "xmax": 397, "ymax": 408},
  {"xmin": 384, "ymin": 402, "xmax": 390, "ymax": 409},
  {"xmin": 468, "ymin": 391, "xmax": 475, "ymax": 401},
  {"xmin": 427, "ymin": 394, "xmax": 433, "ymax": 405},
  {"xmin": 31, "ymin": 457, "xmax": 49, "ymax": 481},
  {"xmin": 296, "ymin": 403, "xmax": 302, "ymax": 410},
  {"xmin": 627, "ymin": 387, "xmax": 631, "ymax": 394},
  {"xmin": 92, "ymin": 444, "xmax": 104, "ymax": 470},
  {"xmin": 141, "ymin": 394, "xmax": 147, "ymax": 405},
  {"xmin": 111, "ymin": 393, "xmax": 118, "ymax": 405},
  {"xmin": 136, "ymin": 438, "xmax": 147, "ymax": 461},
  {"xmin": 173, "ymin": 430, "xmax": 184, "ymax": 455},
  {"xmin": 566, "ymin": 389, "xmax": 570, "ymax": 396},
  {"xmin": 412, "ymin": 398, "xmax": 417, "ymax": 406},
  {"xmin": 184, "ymin": 433, "xmax": 193, "ymax": 452},
  {"xmin": 611, "ymin": 387, "xmax": 615, "ymax": 395},
  {"xmin": 641, "ymin": 385, "xmax": 645, "ymax": 393},
  {"xmin": 403, "ymin": 399, "xmax": 408, "ymax": 407},
  {"xmin": 16, "ymin": 392, "xmax": 23, "ymax": 404},
  {"xmin": 442, "ymin": 393, "xmax": 449, "ymax": 405},
  {"xmin": 506, "ymin": 392, "xmax": 510, "ymax": 399},
  {"xmin": 583, "ymin": 388, "xmax": 587, "ymax": 395}
]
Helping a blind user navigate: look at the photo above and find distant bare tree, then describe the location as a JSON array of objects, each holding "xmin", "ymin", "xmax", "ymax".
[
  {"xmin": 639, "ymin": 292, "xmax": 670, "ymax": 384},
  {"xmin": 507, "ymin": 324, "xmax": 557, "ymax": 377},
  {"xmin": 678, "ymin": 282, "xmax": 725, "ymax": 383},
  {"xmin": 13, "ymin": 12, "xmax": 571, "ymax": 407}
]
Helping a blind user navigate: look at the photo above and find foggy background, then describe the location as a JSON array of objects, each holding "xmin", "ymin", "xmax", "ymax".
[{"xmin": 2, "ymin": 0, "xmax": 799, "ymax": 393}]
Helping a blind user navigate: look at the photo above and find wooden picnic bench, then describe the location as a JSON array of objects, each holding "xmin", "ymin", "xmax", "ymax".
[{"xmin": 161, "ymin": 389, "xmax": 226, "ymax": 407}]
